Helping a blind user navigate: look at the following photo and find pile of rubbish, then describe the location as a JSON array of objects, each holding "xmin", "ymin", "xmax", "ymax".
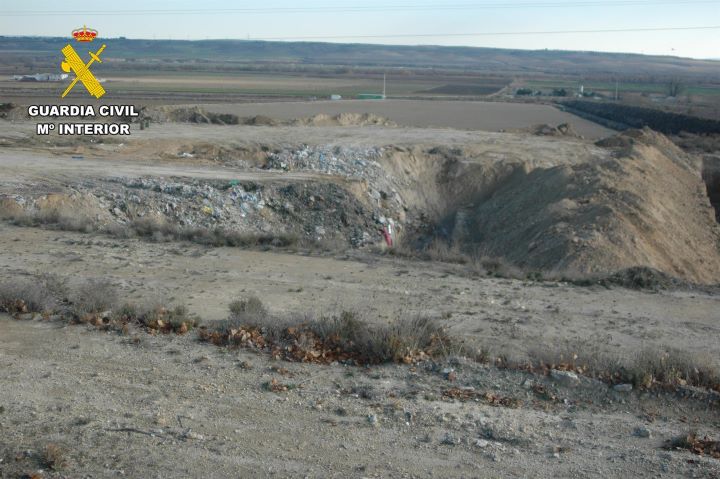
[
  {"xmin": 78, "ymin": 175, "xmax": 394, "ymax": 247},
  {"xmin": 104, "ymin": 177, "xmax": 267, "ymax": 227},
  {"xmin": 265, "ymin": 145, "xmax": 385, "ymax": 179}
]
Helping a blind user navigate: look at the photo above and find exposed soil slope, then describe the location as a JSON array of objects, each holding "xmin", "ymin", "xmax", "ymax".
[{"xmin": 459, "ymin": 129, "xmax": 720, "ymax": 283}]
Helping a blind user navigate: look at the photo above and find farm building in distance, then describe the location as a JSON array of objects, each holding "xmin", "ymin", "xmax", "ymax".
[{"xmin": 12, "ymin": 73, "xmax": 68, "ymax": 82}]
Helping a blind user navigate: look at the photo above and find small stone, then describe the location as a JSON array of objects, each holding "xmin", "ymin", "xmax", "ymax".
[
  {"xmin": 441, "ymin": 432, "xmax": 458, "ymax": 446},
  {"xmin": 613, "ymin": 383, "xmax": 633, "ymax": 393},
  {"xmin": 441, "ymin": 368, "xmax": 456, "ymax": 381},
  {"xmin": 633, "ymin": 426, "xmax": 651, "ymax": 438},
  {"xmin": 550, "ymin": 369, "xmax": 580, "ymax": 386},
  {"xmin": 367, "ymin": 414, "xmax": 378, "ymax": 427},
  {"xmin": 183, "ymin": 431, "xmax": 204, "ymax": 441},
  {"xmin": 475, "ymin": 439, "xmax": 490, "ymax": 448}
]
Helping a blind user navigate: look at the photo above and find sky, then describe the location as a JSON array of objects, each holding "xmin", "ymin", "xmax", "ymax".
[{"xmin": 0, "ymin": 0, "xmax": 719, "ymax": 59}]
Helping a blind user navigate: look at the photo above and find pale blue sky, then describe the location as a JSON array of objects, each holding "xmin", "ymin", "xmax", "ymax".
[{"xmin": 1, "ymin": 0, "xmax": 719, "ymax": 59}]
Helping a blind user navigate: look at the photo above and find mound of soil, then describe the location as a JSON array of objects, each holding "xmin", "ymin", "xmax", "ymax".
[
  {"xmin": 292, "ymin": 113, "xmax": 397, "ymax": 127},
  {"xmin": 149, "ymin": 106, "xmax": 239, "ymax": 125},
  {"xmin": 460, "ymin": 128, "xmax": 720, "ymax": 283},
  {"xmin": 530, "ymin": 123, "xmax": 579, "ymax": 137},
  {"xmin": 242, "ymin": 115, "xmax": 279, "ymax": 126}
]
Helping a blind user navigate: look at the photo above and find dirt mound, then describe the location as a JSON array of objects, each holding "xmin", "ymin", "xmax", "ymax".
[
  {"xmin": 242, "ymin": 115, "xmax": 279, "ymax": 126},
  {"xmin": 149, "ymin": 106, "xmax": 239, "ymax": 125},
  {"xmin": 292, "ymin": 113, "xmax": 397, "ymax": 127},
  {"xmin": 457, "ymin": 128, "xmax": 720, "ymax": 283},
  {"xmin": 150, "ymin": 108, "xmax": 395, "ymax": 128},
  {"xmin": 529, "ymin": 123, "xmax": 579, "ymax": 137}
]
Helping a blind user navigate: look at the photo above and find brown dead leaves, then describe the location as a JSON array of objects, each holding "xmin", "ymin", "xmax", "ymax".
[
  {"xmin": 666, "ymin": 432, "xmax": 720, "ymax": 459},
  {"xmin": 2, "ymin": 298, "xmax": 29, "ymax": 315},
  {"xmin": 263, "ymin": 378, "xmax": 298, "ymax": 393},
  {"xmin": 442, "ymin": 388, "xmax": 521, "ymax": 408},
  {"xmin": 199, "ymin": 324, "xmax": 439, "ymax": 366}
]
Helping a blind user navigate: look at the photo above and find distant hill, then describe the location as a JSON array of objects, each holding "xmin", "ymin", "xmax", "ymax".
[{"xmin": 2, "ymin": 36, "xmax": 719, "ymax": 81}]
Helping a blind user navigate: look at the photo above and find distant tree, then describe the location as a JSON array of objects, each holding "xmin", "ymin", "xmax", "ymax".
[
  {"xmin": 667, "ymin": 80, "xmax": 684, "ymax": 97},
  {"xmin": 552, "ymin": 88, "xmax": 568, "ymax": 97},
  {"xmin": 515, "ymin": 88, "xmax": 533, "ymax": 96}
]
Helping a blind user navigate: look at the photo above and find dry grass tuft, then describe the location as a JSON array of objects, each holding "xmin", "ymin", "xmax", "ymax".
[
  {"xmin": 43, "ymin": 443, "xmax": 67, "ymax": 470},
  {"xmin": 77, "ymin": 302, "xmax": 201, "ymax": 334},
  {"xmin": 0, "ymin": 274, "xmax": 198, "ymax": 335},
  {"xmin": 665, "ymin": 432, "xmax": 720, "ymax": 459},
  {"xmin": 523, "ymin": 340, "xmax": 720, "ymax": 392},
  {"xmin": 0, "ymin": 278, "xmax": 57, "ymax": 315},
  {"xmin": 200, "ymin": 298, "xmax": 457, "ymax": 365},
  {"xmin": 69, "ymin": 279, "xmax": 119, "ymax": 316}
]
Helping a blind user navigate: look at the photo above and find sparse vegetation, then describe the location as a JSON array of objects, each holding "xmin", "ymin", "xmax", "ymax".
[
  {"xmin": 69, "ymin": 279, "xmax": 119, "ymax": 316},
  {"xmin": 0, "ymin": 278, "xmax": 57, "ymax": 315},
  {"xmin": 0, "ymin": 206, "xmax": 302, "ymax": 250},
  {"xmin": 522, "ymin": 340, "xmax": 720, "ymax": 392},
  {"xmin": 0, "ymin": 274, "xmax": 198, "ymax": 335},
  {"xmin": 201, "ymin": 298, "xmax": 457, "ymax": 365},
  {"xmin": 665, "ymin": 432, "xmax": 720, "ymax": 459},
  {"xmin": 43, "ymin": 443, "xmax": 68, "ymax": 470},
  {"xmin": 386, "ymin": 239, "xmax": 526, "ymax": 279}
]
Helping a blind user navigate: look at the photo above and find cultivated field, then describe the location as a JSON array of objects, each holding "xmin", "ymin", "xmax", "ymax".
[{"xmin": 189, "ymin": 100, "xmax": 612, "ymax": 137}]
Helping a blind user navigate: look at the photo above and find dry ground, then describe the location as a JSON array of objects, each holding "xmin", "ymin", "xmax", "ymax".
[
  {"xmin": 2, "ymin": 313, "xmax": 720, "ymax": 479},
  {"xmin": 1, "ymin": 225, "xmax": 719, "ymax": 363},
  {"xmin": 1, "ymin": 102, "xmax": 719, "ymax": 478},
  {"xmin": 187, "ymin": 100, "xmax": 612, "ymax": 138}
]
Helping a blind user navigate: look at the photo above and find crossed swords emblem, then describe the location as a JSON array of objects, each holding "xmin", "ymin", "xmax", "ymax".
[{"xmin": 60, "ymin": 43, "xmax": 106, "ymax": 99}]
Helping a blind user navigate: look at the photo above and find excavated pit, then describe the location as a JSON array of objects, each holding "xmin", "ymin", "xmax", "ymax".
[
  {"xmin": 702, "ymin": 157, "xmax": 720, "ymax": 224},
  {"xmin": 393, "ymin": 129, "xmax": 720, "ymax": 284},
  {"xmin": 2, "ymin": 120, "xmax": 719, "ymax": 284}
]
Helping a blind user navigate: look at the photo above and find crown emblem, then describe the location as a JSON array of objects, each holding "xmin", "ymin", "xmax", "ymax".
[{"xmin": 72, "ymin": 25, "xmax": 98, "ymax": 42}]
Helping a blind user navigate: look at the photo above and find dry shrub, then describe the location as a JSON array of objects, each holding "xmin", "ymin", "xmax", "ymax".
[
  {"xmin": 311, "ymin": 311, "xmax": 455, "ymax": 364},
  {"xmin": 69, "ymin": 279, "xmax": 118, "ymax": 316},
  {"xmin": 43, "ymin": 443, "xmax": 67, "ymax": 470},
  {"xmin": 621, "ymin": 347, "xmax": 720, "ymax": 390},
  {"xmin": 0, "ymin": 278, "xmax": 56, "ymax": 314},
  {"xmin": 665, "ymin": 432, "xmax": 720, "ymax": 458},
  {"xmin": 2, "ymin": 206, "xmax": 95, "ymax": 233},
  {"xmin": 124, "ymin": 218, "xmax": 300, "ymax": 249},
  {"xmin": 114, "ymin": 303, "xmax": 201, "ymax": 334},
  {"xmin": 524, "ymin": 339, "xmax": 720, "ymax": 391},
  {"xmin": 227, "ymin": 296, "xmax": 268, "ymax": 325},
  {"xmin": 2, "ymin": 205, "xmax": 300, "ymax": 251},
  {"xmin": 201, "ymin": 299, "xmax": 456, "ymax": 365},
  {"xmin": 1, "ymin": 273, "xmax": 198, "ymax": 337}
]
